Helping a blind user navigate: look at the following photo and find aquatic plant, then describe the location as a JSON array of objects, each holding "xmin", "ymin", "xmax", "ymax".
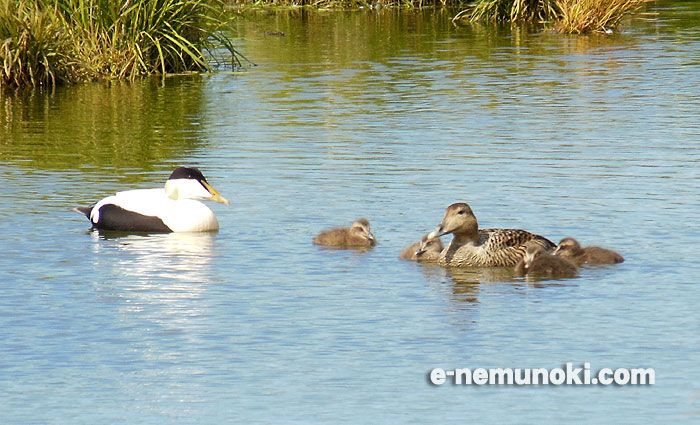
[
  {"xmin": 231, "ymin": 0, "xmax": 453, "ymax": 6},
  {"xmin": 459, "ymin": 0, "xmax": 558, "ymax": 23},
  {"xmin": 553, "ymin": 0, "xmax": 645, "ymax": 33},
  {"xmin": 0, "ymin": 1, "xmax": 73, "ymax": 87},
  {"xmin": 455, "ymin": 0, "xmax": 645, "ymax": 33},
  {"xmin": 1, "ymin": 0, "xmax": 239, "ymax": 87}
]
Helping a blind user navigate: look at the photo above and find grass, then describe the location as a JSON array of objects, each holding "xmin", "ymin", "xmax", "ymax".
[
  {"xmin": 1, "ymin": 0, "xmax": 239, "ymax": 88},
  {"xmin": 457, "ymin": 0, "xmax": 558, "ymax": 23},
  {"xmin": 454, "ymin": 0, "xmax": 645, "ymax": 33},
  {"xmin": 230, "ymin": 0, "xmax": 465, "ymax": 7},
  {"xmin": 1, "ymin": 1, "xmax": 72, "ymax": 87},
  {"xmin": 2, "ymin": 0, "xmax": 648, "ymax": 88},
  {"xmin": 553, "ymin": 0, "xmax": 645, "ymax": 33}
]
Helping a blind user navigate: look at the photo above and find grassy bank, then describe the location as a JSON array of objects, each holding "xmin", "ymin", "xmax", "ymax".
[
  {"xmin": 1, "ymin": 0, "xmax": 238, "ymax": 88},
  {"xmin": 2, "ymin": 0, "xmax": 648, "ymax": 88},
  {"xmin": 232, "ymin": 0, "xmax": 645, "ymax": 33},
  {"xmin": 227, "ymin": 0, "xmax": 468, "ymax": 7}
]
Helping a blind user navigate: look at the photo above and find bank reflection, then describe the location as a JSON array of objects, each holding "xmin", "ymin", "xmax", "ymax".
[{"xmin": 1, "ymin": 76, "xmax": 207, "ymax": 175}]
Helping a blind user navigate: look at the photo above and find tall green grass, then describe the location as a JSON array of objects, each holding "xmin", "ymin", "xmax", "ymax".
[
  {"xmin": 1, "ymin": 0, "xmax": 239, "ymax": 88},
  {"xmin": 1, "ymin": 1, "xmax": 71, "ymax": 87}
]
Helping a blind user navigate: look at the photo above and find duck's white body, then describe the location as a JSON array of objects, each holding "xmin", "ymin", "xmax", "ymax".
[
  {"xmin": 91, "ymin": 189, "xmax": 219, "ymax": 232},
  {"xmin": 74, "ymin": 167, "xmax": 228, "ymax": 233}
]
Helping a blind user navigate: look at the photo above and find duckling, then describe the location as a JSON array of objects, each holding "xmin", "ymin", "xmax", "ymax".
[
  {"xmin": 515, "ymin": 241, "xmax": 578, "ymax": 277},
  {"xmin": 399, "ymin": 234, "xmax": 444, "ymax": 261},
  {"xmin": 554, "ymin": 237, "xmax": 624, "ymax": 265},
  {"xmin": 313, "ymin": 218, "xmax": 376, "ymax": 248},
  {"xmin": 428, "ymin": 202, "xmax": 555, "ymax": 267}
]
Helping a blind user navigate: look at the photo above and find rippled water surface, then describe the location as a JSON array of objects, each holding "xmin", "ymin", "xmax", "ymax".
[{"xmin": 2, "ymin": 3, "xmax": 700, "ymax": 424}]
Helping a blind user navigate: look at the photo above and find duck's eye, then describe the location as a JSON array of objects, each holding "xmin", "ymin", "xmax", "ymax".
[{"xmin": 457, "ymin": 210, "xmax": 465, "ymax": 215}]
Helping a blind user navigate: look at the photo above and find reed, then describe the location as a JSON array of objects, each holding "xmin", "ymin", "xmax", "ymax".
[
  {"xmin": 1, "ymin": 0, "xmax": 238, "ymax": 88},
  {"xmin": 456, "ymin": 0, "xmax": 644, "ymax": 33},
  {"xmin": 230, "ymin": 0, "xmax": 464, "ymax": 7},
  {"xmin": 1, "ymin": 1, "xmax": 71, "ymax": 87},
  {"xmin": 455, "ymin": 0, "xmax": 558, "ymax": 23},
  {"xmin": 553, "ymin": 0, "xmax": 645, "ymax": 33}
]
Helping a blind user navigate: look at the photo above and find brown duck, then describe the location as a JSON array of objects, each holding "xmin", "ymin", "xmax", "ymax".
[
  {"xmin": 428, "ymin": 202, "xmax": 555, "ymax": 267},
  {"xmin": 554, "ymin": 237, "xmax": 624, "ymax": 265},
  {"xmin": 313, "ymin": 218, "xmax": 376, "ymax": 248},
  {"xmin": 515, "ymin": 241, "xmax": 578, "ymax": 277},
  {"xmin": 399, "ymin": 234, "xmax": 444, "ymax": 262}
]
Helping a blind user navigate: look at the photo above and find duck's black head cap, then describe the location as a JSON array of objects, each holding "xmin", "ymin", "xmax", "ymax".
[{"xmin": 168, "ymin": 167, "xmax": 207, "ymax": 182}]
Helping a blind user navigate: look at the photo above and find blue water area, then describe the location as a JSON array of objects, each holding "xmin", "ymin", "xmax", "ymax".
[{"xmin": 1, "ymin": 3, "xmax": 700, "ymax": 424}]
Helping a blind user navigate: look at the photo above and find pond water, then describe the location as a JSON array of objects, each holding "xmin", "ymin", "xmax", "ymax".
[{"xmin": 2, "ymin": 2, "xmax": 700, "ymax": 423}]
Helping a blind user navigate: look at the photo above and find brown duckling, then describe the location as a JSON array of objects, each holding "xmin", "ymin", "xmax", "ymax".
[
  {"xmin": 428, "ymin": 202, "xmax": 555, "ymax": 267},
  {"xmin": 515, "ymin": 241, "xmax": 578, "ymax": 277},
  {"xmin": 399, "ymin": 234, "xmax": 444, "ymax": 262},
  {"xmin": 554, "ymin": 237, "xmax": 624, "ymax": 265},
  {"xmin": 313, "ymin": 218, "xmax": 376, "ymax": 248}
]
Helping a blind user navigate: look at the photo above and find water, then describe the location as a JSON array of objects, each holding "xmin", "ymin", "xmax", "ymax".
[{"xmin": 2, "ymin": 3, "xmax": 700, "ymax": 423}]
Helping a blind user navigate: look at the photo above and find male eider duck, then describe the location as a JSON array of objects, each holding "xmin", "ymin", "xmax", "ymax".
[
  {"xmin": 554, "ymin": 237, "xmax": 624, "ymax": 265},
  {"xmin": 313, "ymin": 218, "xmax": 376, "ymax": 248},
  {"xmin": 515, "ymin": 241, "xmax": 578, "ymax": 277},
  {"xmin": 399, "ymin": 234, "xmax": 443, "ymax": 261},
  {"xmin": 72, "ymin": 167, "xmax": 229, "ymax": 232},
  {"xmin": 428, "ymin": 202, "xmax": 555, "ymax": 267}
]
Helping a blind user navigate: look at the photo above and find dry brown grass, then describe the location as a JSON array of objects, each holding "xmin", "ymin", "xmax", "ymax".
[
  {"xmin": 554, "ymin": 0, "xmax": 645, "ymax": 33},
  {"xmin": 455, "ymin": 0, "xmax": 646, "ymax": 33}
]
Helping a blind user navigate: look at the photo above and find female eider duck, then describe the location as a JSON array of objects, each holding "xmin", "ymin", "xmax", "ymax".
[
  {"xmin": 515, "ymin": 241, "xmax": 578, "ymax": 277},
  {"xmin": 554, "ymin": 237, "xmax": 624, "ymax": 265},
  {"xmin": 427, "ymin": 202, "xmax": 555, "ymax": 267},
  {"xmin": 72, "ymin": 167, "xmax": 229, "ymax": 232},
  {"xmin": 399, "ymin": 234, "xmax": 443, "ymax": 262},
  {"xmin": 313, "ymin": 218, "xmax": 376, "ymax": 248}
]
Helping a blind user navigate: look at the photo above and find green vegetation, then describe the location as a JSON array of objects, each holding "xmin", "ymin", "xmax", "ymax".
[
  {"xmin": 229, "ymin": 0, "xmax": 466, "ymax": 7},
  {"xmin": 455, "ymin": 0, "xmax": 558, "ymax": 22},
  {"xmin": 237, "ymin": 0, "xmax": 645, "ymax": 33},
  {"xmin": 454, "ymin": 0, "xmax": 645, "ymax": 33},
  {"xmin": 1, "ymin": 0, "xmax": 238, "ymax": 88},
  {"xmin": 553, "ymin": 0, "xmax": 645, "ymax": 33},
  {"xmin": 1, "ymin": 0, "xmax": 647, "ymax": 88}
]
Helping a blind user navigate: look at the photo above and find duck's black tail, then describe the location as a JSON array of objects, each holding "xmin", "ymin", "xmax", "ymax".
[{"xmin": 71, "ymin": 206, "xmax": 93, "ymax": 218}]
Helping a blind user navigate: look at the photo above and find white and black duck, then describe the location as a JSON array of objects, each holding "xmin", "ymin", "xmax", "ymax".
[{"xmin": 73, "ymin": 167, "xmax": 229, "ymax": 232}]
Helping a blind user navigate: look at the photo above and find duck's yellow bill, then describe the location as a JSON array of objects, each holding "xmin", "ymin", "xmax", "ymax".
[{"xmin": 202, "ymin": 181, "xmax": 230, "ymax": 205}]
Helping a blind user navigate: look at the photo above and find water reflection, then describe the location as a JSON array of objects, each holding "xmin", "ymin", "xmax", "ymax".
[
  {"xmin": 90, "ymin": 230, "xmax": 218, "ymax": 284},
  {"xmin": 446, "ymin": 266, "xmax": 519, "ymax": 285},
  {"xmin": 0, "ymin": 76, "xmax": 207, "ymax": 174},
  {"xmin": 422, "ymin": 264, "xmax": 578, "ymax": 309},
  {"xmin": 229, "ymin": 7, "xmax": 645, "ymax": 71}
]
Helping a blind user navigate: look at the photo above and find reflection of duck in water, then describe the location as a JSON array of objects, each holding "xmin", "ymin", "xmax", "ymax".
[
  {"xmin": 73, "ymin": 167, "xmax": 229, "ymax": 232},
  {"xmin": 515, "ymin": 241, "xmax": 578, "ymax": 277},
  {"xmin": 554, "ymin": 237, "xmax": 624, "ymax": 265},
  {"xmin": 313, "ymin": 218, "xmax": 376, "ymax": 248},
  {"xmin": 428, "ymin": 202, "xmax": 555, "ymax": 267},
  {"xmin": 399, "ymin": 234, "xmax": 443, "ymax": 261}
]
